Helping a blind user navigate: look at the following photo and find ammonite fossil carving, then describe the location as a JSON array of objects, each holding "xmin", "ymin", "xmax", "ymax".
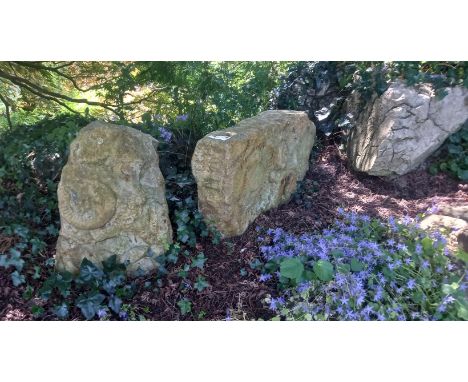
[{"xmin": 58, "ymin": 179, "xmax": 117, "ymax": 230}]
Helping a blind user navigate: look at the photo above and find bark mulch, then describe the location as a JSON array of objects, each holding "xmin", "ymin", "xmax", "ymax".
[{"xmin": 1, "ymin": 144, "xmax": 466, "ymax": 321}]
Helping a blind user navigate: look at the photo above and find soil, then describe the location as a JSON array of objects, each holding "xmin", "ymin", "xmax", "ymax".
[{"xmin": 1, "ymin": 144, "xmax": 466, "ymax": 321}]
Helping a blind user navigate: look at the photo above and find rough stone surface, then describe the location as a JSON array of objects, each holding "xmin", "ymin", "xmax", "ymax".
[
  {"xmin": 420, "ymin": 214, "xmax": 468, "ymax": 252},
  {"xmin": 56, "ymin": 121, "xmax": 172, "ymax": 275},
  {"xmin": 438, "ymin": 203, "xmax": 468, "ymax": 222},
  {"xmin": 458, "ymin": 229, "xmax": 468, "ymax": 253},
  {"xmin": 192, "ymin": 110, "xmax": 315, "ymax": 237},
  {"xmin": 347, "ymin": 81, "xmax": 468, "ymax": 176}
]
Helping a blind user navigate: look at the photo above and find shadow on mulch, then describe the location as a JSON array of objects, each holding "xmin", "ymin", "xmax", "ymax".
[{"xmin": 1, "ymin": 144, "xmax": 466, "ymax": 321}]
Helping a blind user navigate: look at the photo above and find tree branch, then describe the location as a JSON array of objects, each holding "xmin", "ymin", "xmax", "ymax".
[
  {"xmin": 0, "ymin": 92, "xmax": 13, "ymax": 129},
  {"xmin": 0, "ymin": 68, "xmax": 123, "ymax": 118},
  {"xmin": 11, "ymin": 61, "xmax": 102, "ymax": 93}
]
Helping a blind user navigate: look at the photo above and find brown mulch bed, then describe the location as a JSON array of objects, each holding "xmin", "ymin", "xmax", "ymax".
[{"xmin": 1, "ymin": 144, "xmax": 466, "ymax": 321}]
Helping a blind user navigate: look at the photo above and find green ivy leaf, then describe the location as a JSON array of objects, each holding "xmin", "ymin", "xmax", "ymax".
[
  {"xmin": 78, "ymin": 258, "xmax": 104, "ymax": 283},
  {"xmin": 102, "ymin": 255, "xmax": 126, "ymax": 274},
  {"xmin": 458, "ymin": 169, "xmax": 468, "ymax": 181},
  {"xmin": 194, "ymin": 276, "xmax": 209, "ymax": 292},
  {"xmin": 31, "ymin": 305, "xmax": 45, "ymax": 318},
  {"xmin": 53, "ymin": 303, "xmax": 69, "ymax": 319},
  {"xmin": 191, "ymin": 253, "xmax": 207, "ymax": 269},
  {"xmin": 280, "ymin": 258, "xmax": 304, "ymax": 280},
  {"xmin": 313, "ymin": 260, "xmax": 334, "ymax": 282},
  {"xmin": 177, "ymin": 298, "xmax": 192, "ymax": 315},
  {"xmin": 11, "ymin": 270, "xmax": 25, "ymax": 286},
  {"xmin": 108, "ymin": 295, "xmax": 122, "ymax": 314},
  {"xmin": 76, "ymin": 291, "xmax": 106, "ymax": 320}
]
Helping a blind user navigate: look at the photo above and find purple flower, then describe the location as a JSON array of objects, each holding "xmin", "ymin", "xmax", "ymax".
[
  {"xmin": 402, "ymin": 215, "xmax": 412, "ymax": 226},
  {"xmin": 374, "ymin": 288, "xmax": 383, "ymax": 302},
  {"xmin": 443, "ymin": 296, "xmax": 455, "ymax": 305},
  {"xmin": 396, "ymin": 243, "xmax": 408, "ymax": 252},
  {"xmin": 415, "ymin": 243, "xmax": 423, "ymax": 255},
  {"xmin": 356, "ymin": 294, "xmax": 365, "ymax": 307},
  {"xmin": 426, "ymin": 204, "xmax": 439, "ymax": 214},
  {"xmin": 119, "ymin": 311, "xmax": 128, "ymax": 320},
  {"xmin": 345, "ymin": 309, "xmax": 357, "ymax": 320},
  {"xmin": 158, "ymin": 127, "xmax": 172, "ymax": 143},
  {"xmin": 269, "ymin": 297, "xmax": 285, "ymax": 311},
  {"xmin": 97, "ymin": 309, "xmax": 107, "ymax": 319},
  {"xmin": 360, "ymin": 215, "xmax": 371, "ymax": 223},
  {"xmin": 421, "ymin": 260, "xmax": 430, "ymax": 270},
  {"xmin": 225, "ymin": 309, "xmax": 232, "ymax": 321},
  {"xmin": 297, "ymin": 282, "xmax": 311, "ymax": 293},
  {"xmin": 407, "ymin": 279, "xmax": 416, "ymax": 290},
  {"xmin": 259, "ymin": 274, "xmax": 272, "ymax": 282},
  {"xmin": 346, "ymin": 225, "xmax": 358, "ymax": 232},
  {"xmin": 388, "ymin": 216, "xmax": 398, "ymax": 232},
  {"xmin": 437, "ymin": 304, "xmax": 447, "ymax": 313},
  {"xmin": 340, "ymin": 296, "xmax": 349, "ymax": 305},
  {"xmin": 176, "ymin": 114, "xmax": 188, "ymax": 122}
]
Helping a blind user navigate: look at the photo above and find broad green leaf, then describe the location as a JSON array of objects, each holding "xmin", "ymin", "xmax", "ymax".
[
  {"xmin": 350, "ymin": 258, "xmax": 365, "ymax": 272},
  {"xmin": 336, "ymin": 263, "xmax": 351, "ymax": 274},
  {"xmin": 421, "ymin": 237, "xmax": 433, "ymax": 253},
  {"xmin": 313, "ymin": 260, "xmax": 334, "ymax": 282},
  {"xmin": 457, "ymin": 301, "xmax": 468, "ymax": 320},
  {"xmin": 280, "ymin": 258, "xmax": 304, "ymax": 280}
]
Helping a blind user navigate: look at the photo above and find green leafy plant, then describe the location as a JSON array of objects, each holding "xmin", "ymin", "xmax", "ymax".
[
  {"xmin": 258, "ymin": 209, "xmax": 468, "ymax": 320},
  {"xmin": 429, "ymin": 122, "xmax": 468, "ymax": 181},
  {"xmin": 177, "ymin": 298, "xmax": 192, "ymax": 315},
  {"xmin": 274, "ymin": 61, "xmax": 468, "ymax": 138},
  {"xmin": 38, "ymin": 255, "xmax": 136, "ymax": 320}
]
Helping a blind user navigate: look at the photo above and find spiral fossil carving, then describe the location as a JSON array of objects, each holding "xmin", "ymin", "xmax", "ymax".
[{"xmin": 58, "ymin": 179, "xmax": 117, "ymax": 230}]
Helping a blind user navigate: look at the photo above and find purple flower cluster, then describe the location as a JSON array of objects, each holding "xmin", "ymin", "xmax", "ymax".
[
  {"xmin": 176, "ymin": 114, "xmax": 188, "ymax": 122},
  {"xmin": 158, "ymin": 127, "xmax": 172, "ymax": 143},
  {"xmin": 259, "ymin": 210, "xmax": 467, "ymax": 321}
]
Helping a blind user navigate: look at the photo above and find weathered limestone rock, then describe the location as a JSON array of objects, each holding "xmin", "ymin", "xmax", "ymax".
[
  {"xmin": 347, "ymin": 81, "xmax": 468, "ymax": 176},
  {"xmin": 192, "ymin": 110, "xmax": 315, "ymax": 237},
  {"xmin": 56, "ymin": 121, "xmax": 172, "ymax": 275},
  {"xmin": 420, "ymin": 214, "xmax": 468, "ymax": 252},
  {"xmin": 438, "ymin": 203, "xmax": 468, "ymax": 222}
]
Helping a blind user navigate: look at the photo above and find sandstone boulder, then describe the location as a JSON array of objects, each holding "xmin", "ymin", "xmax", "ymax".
[
  {"xmin": 192, "ymin": 110, "xmax": 315, "ymax": 237},
  {"xmin": 347, "ymin": 81, "xmax": 468, "ymax": 176},
  {"xmin": 56, "ymin": 121, "xmax": 172, "ymax": 275},
  {"xmin": 420, "ymin": 214, "xmax": 468, "ymax": 253}
]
